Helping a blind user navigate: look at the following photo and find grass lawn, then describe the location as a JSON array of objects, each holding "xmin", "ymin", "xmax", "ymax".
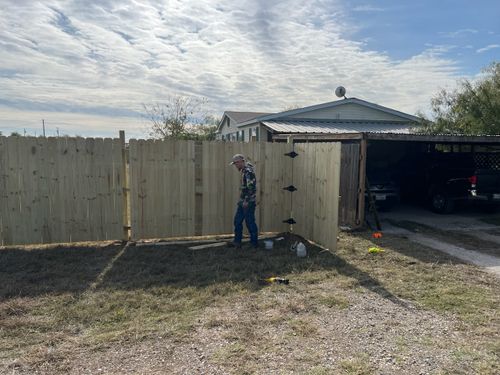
[{"xmin": 1, "ymin": 232, "xmax": 498, "ymax": 374}]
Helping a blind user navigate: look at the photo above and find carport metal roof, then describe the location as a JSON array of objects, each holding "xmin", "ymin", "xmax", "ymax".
[
  {"xmin": 271, "ymin": 131, "xmax": 500, "ymax": 144},
  {"xmin": 262, "ymin": 119, "xmax": 412, "ymax": 134}
]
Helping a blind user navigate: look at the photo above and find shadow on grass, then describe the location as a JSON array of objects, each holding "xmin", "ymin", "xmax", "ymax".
[
  {"xmin": 100, "ymin": 240, "xmax": 411, "ymax": 307},
  {"xmin": 0, "ymin": 239, "xmax": 411, "ymax": 308},
  {"xmin": 0, "ymin": 244, "xmax": 122, "ymax": 299}
]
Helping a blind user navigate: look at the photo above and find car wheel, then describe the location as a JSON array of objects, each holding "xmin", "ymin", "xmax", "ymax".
[{"xmin": 430, "ymin": 192, "xmax": 454, "ymax": 214}]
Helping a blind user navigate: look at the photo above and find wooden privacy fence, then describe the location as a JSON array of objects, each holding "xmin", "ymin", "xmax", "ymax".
[
  {"xmin": 1, "ymin": 136, "xmax": 341, "ymax": 251},
  {"xmin": 128, "ymin": 140, "xmax": 293, "ymax": 239},
  {"xmin": 0, "ymin": 136, "xmax": 125, "ymax": 245}
]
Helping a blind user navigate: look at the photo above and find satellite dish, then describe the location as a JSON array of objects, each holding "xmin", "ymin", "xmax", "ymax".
[{"xmin": 335, "ymin": 86, "xmax": 347, "ymax": 98}]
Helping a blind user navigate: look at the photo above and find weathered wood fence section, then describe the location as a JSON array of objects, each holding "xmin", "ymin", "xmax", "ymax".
[
  {"xmin": 339, "ymin": 143, "xmax": 360, "ymax": 227},
  {"xmin": 1, "ymin": 136, "xmax": 341, "ymax": 251},
  {"xmin": 0, "ymin": 136, "xmax": 124, "ymax": 245}
]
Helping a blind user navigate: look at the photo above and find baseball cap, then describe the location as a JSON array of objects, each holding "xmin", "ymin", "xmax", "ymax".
[{"xmin": 229, "ymin": 154, "xmax": 245, "ymax": 165}]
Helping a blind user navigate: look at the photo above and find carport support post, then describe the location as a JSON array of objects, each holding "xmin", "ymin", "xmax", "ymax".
[
  {"xmin": 287, "ymin": 135, "xmax": 294, "ymax": 232},
  {"xmin": 356, "ymin": 137, "xmax": 367, "ymax": 227}
]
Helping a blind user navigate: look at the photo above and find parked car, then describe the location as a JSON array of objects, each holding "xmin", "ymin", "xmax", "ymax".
[
  {"xmin": 400, "ymin": 153, "xmax": 500, "ymax": 214},
  {"xmin": 365, "ymin": 168, "xmax": 400, "ymax": 211}
]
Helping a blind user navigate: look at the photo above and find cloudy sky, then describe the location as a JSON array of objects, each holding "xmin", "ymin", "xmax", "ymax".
[{"xmin": 0, "ymin": 0, "xmax": 499, "ymax": 138}]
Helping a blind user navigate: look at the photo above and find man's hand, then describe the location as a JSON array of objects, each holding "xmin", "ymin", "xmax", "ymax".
[{"xmin": 242, "ymin": 201, "xmax": 249, "ymax": 209}]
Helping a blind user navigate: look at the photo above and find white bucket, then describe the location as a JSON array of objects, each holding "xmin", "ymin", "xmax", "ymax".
[
  {"xmin": 264, "ymin": 240, "xmax": 273, "ymax": 250},
  {"xmin": 296, "ymin": 242, "xmax": 307, "ymax": 257}
]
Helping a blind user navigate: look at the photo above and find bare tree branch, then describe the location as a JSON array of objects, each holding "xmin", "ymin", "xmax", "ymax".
[{"xmin": 142, "ymin": 96, "xmax": 210, "ymax": 139}]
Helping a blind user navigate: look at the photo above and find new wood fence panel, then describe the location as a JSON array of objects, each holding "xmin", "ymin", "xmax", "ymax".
[
  {"xmin": 1, "ymin": 136, "xmax": 341, "ymax": 247},
  {"xmin": 259, "ymin": 142, "xmax": 290, "ymax": 233},
  {"xmin": 129, "ymin": 140, "xmax": 293, "ymax": 239},
  {"xmin": 0, "ymin": 136, "xmax": 124, "ymax": 246},
  {"xmin": 202, "ymin": 141, "xmax": 235, "ymax": 235},
  {"xmin": 129, "ymin": 139, "xmax": 197, "ymax": 239},
  {"xmin": 314, "ymin": 143, "xmax": 341, "ymax": 249},
  {"xmin": 222, "ymin": 142, "xmax": 241, "ymax": 234},
  {"xmin": 293, "ymin": 142, "xmax": 341, "ymax": 251},
  {"xmin": 1, "ymin": 136, "xmax": 18, "ymax": 244},
  {"xmin": 292, "ymin": 143, "xmax": 313, "ymax": 240}
]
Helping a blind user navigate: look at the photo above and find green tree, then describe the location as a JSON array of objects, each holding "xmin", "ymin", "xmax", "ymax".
[
  {"xmin": 143, "ymin": 95, "xmax": 218, "ymax": 140},
  {"xmin": 418, "ymin": 61, "xmax": 500, "ymax": 135}
]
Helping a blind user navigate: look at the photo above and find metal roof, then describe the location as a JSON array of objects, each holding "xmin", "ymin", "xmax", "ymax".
[
  {"xmin": 225, "ymin": 111, "xmax": 272, "ymax": 124},
  {"xmin": 262, "ymin": 119, "xmax": 414, "ymax": 134}
]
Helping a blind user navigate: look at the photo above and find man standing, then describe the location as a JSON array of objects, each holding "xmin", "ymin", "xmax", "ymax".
[{"xmin": 229, "ymin": 154, "xmax": 259, "ymax": 248}]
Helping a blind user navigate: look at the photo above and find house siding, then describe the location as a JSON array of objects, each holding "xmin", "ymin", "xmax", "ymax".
[
  {"xmin": 217, "ymin": 117, "xmax": 233, "ymax": 140},
  {"xmin": 284, "ymin": 103, "xmax": 406, "ymax": 122},
  {"xmin": 238, "ymin": 123, "xmax": 265, "ymax": 142}
]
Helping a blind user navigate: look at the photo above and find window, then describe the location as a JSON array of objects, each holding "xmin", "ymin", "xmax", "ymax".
[{"xmin": 249, "ymin": 128, "xmax": 258, "ymax": 142}]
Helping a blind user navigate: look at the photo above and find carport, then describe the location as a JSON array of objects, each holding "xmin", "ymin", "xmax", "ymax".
[{"xmin": 271, "ymin": 132, "xmax": 500, "ymax": 229}]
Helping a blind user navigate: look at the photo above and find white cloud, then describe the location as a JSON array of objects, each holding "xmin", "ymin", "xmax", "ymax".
[
  {"xmin": 476, "ymin": 44, "xmax": 500, "ymax": 53},
  {"xmin": 0, "ymin": 0, "xmax": 466, "ymax": 136},
  {"xmin": 0, "ymin": 107, "xmax": 146, "ymax": 139},
  {"xmin": 352, "ymin": 5, "xmax": 384, "ymax": 12},
  {"xmin": 439, "ymin": 28, "xmax": 478, "ymax": 38}
]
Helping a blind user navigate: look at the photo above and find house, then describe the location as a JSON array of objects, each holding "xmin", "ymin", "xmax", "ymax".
[
  {"xmin": 217, "ymin": 97, "xmax": 500, "ymax": 229},
  {"xmin": 216, "ymin": 97, "xmax": 420, "ymax": 142},
  {"xmin": 217, "ymin": 111, "xmax": 271, "ymax": 142}
]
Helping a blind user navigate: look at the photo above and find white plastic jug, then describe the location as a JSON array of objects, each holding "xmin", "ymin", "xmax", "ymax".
[{"xmin": 296, "ymin": 242, "xmax": 307, "ymax": 257}]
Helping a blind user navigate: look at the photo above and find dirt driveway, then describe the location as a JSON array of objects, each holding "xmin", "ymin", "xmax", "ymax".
[{"xmin": 377, "ymin": 204, "xmax": 500, "ymax": 277}]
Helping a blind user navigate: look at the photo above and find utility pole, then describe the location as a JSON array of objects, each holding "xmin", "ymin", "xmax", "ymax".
[{"xmin": 42, "ymin": 119, "xmax": 46, "ymax": 137}]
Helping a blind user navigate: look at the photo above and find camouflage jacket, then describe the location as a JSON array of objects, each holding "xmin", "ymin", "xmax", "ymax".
[{"xmin": 239, "ymin": 163, "xmax": 257, "ymax": 205}]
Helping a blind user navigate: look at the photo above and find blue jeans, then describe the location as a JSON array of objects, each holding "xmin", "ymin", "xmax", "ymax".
[{"xmin": 234, "ymin": 202, "xmax": 258, "ymax": 246}]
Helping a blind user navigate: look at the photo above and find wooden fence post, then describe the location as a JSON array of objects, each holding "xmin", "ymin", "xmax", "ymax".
[{"xmin": 120, "ymin": 130, "xmax": 130, "ymax": 241}]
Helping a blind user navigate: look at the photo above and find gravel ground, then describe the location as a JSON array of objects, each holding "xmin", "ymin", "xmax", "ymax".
[{"xmin": 8, "ymin": 283, "xmax": 473, "ymax": 375}]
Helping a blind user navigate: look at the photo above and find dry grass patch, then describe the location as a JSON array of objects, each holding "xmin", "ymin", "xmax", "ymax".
[
  {"xmin": 340, "ymin": 353, "xmax": 373, "ymax": 374},
  {"xmin": 1, "ymin": 231, "xmax": 499, "ymax": 374}
]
